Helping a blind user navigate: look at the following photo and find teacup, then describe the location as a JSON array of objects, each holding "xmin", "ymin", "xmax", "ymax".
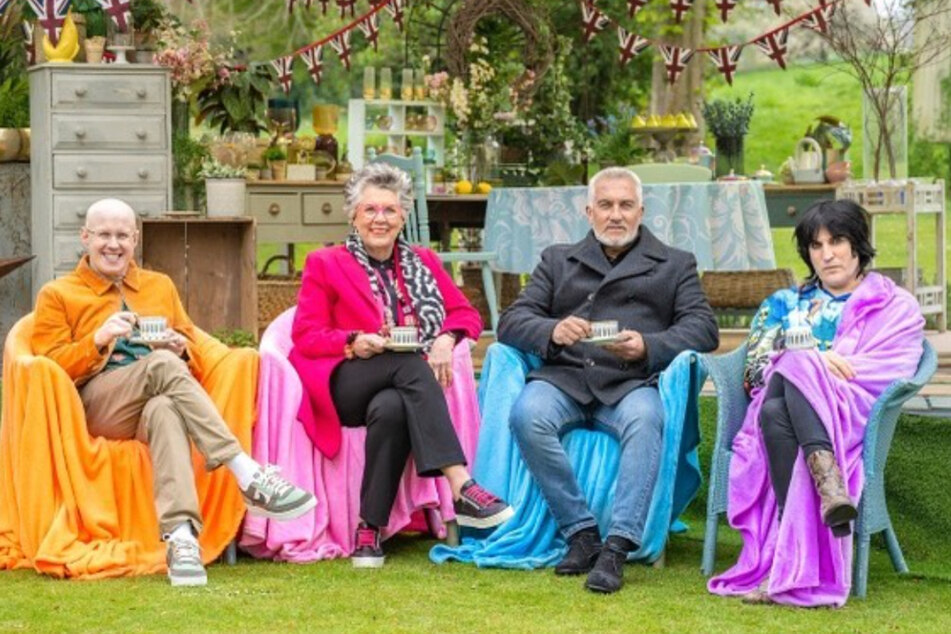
[
  {"xmin": 138, "ymin": 316, "xmax": 168, "ymax": 341},
  {"xmin": 590, "ymin": 320, "xmax": 619, "ymax": 339},
  {"xmin": 389, "ymin": 326, "xmax": 419, "ymax": 346}
]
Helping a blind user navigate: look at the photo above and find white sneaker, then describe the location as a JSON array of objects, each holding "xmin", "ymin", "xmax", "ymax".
[
  {"xmin": 241, "ymin": 465, "xmax": 317, "ymax": 520},
  {"xmin": 165, "ymin": 536, "xmax": 207, "ymax": 587}
]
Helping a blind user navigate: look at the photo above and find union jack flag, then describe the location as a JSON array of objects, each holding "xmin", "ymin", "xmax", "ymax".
[
  {"xmin": 336, "ymin": 0, "xmax": 356, "ymax": 19},
  {"xmin": 765, "ymin": 0, "xmax": 782, "ymax": 16},
  {"xmin": 617, "ymin": 27, "xmax": 649, "ymax": 67},
  {"xmin": 660, "ymin": 45, "xmax": 694, "ymax": 84},
  {"xmin": 669, "ymin": 0, "xmax": 693, "ymax": 23},
  {"xmin": 301, "ymin": 45, "xmax": 324, "ymax": 86},
  {"xmin": 707, "ymin": 45, "xmax": 743, "ymax": 85},
  {"xmin": 271, "ymin": 56, "xmax": 295, "ymax": 94},
  {"xmin": 754, "ymin": 27, "xmax": 790, "ymax": 70},
  {"xmin": 358, "ymin": 13, "xmax": 380, "ymax": 51},
  {"xmin": 800, "ymin": 4, "xmax": 836, "ymax": 35},
  {"xmin": 714, "ymin": 0, "xmax": 737, "ymax": 23},
  {"xmin": 627, "ymin": 0, "xmax": 648, "ymax": 18},
  {"xmin": 329, "ymin": 30, "xmax": 353, "ymax": 70},
  {"xmin": 581, "ymin": 2, "xmax": 610, "ymax": 44},
  {"xmin": 25, "ymin": 0, "xmax": 70, "ymax": 44},
  {"xmin": 96, "ymin": 0, "xmax": 133, "ymax": 33},
  {"xmin": 386, "ymin": 0, "xmax": 406, "ymax": 32}
]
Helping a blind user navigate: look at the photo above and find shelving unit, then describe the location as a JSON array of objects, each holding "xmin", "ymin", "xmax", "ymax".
[
  {"xmin": 347, "ymin": 98, "xmax": 445, "ymax": 170},
  {"xmin": 837, "ymin": 179, "xmax": 946, "ymax": 331}
]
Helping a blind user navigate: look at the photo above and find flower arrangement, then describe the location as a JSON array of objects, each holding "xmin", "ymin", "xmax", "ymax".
[
  {"xmin": 701, "ymin": 94, "xmax": 755, "ymax": 140},
  {"xmin": 199, "ymin": 158, "xmax": 247, "ymax": 179},
  {"xmin": 154, "ymin": 18, "xmax": 230, "ymax": 102}
]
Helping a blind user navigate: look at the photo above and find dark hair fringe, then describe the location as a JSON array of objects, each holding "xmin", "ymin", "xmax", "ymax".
[{"xmin": 793, "ymin": 198, "xmax": 876, "ymax": 284}]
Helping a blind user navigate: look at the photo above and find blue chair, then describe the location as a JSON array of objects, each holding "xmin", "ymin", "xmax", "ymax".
[
  {"xmin": 369, "ymin": 147, "xmax": 500, "ymax": 333},
  {"xmin": 699, "ymin": 339, "xmax": 937, "ymax": 598}
]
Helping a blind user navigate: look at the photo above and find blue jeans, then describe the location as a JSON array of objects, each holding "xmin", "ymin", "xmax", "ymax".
[{"xmin": 509, "ymin": 380, "xmax": 663, "ymax": 545}]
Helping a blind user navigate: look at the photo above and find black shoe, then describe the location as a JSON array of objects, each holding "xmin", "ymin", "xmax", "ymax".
[
  {"xmin": 584, "ymin": 536, "xmax": 634, "ymax": 594},
  {"xmin": 352, "ymin": 523, "xmax": 384, "ymax": 568},
  {"xmin": 454, "ymin": 480, "xmax": 514, "ymax": 529},
  {"xmin": 555, "ymin": 528, "xmax": 602, "ymax": 576}
]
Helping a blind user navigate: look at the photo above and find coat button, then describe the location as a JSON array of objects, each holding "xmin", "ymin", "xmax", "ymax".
[
  {"xmin": 587, "ymin": 293, "xmax": 595, "ymax": 301},
  {"xmin": 586, "ymin": 358, "xmax": 595, "ymax": 367}
]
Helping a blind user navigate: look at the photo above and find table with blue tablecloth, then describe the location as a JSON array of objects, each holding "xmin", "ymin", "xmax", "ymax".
[{"xmin": 483, "ymin": 181, "xmax": 776, "ymax": 273}]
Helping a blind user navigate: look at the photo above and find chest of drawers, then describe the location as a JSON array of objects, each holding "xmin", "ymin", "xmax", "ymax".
[
  {"xmin": 29, "ymin": 65, "xmax": 172, "ymax": 297},
  {"xmin": 245, "ymin": 181, "xmax": 350, "ymax": 244}
]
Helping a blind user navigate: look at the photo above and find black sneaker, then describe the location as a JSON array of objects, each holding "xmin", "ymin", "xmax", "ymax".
[
  {"xmin": 555, "ymin": 527, "xmax": 602, "ymax": 576},
  {"xmin": 584, "ymin": 536, "xmax": 634, "ymax": 594},
  {"xmin": 453, "ymin": 480, "xmax": 514, "ymax": 529},
  {"xmin": 352, "ymin": 523, "xmax": 384, "ymax": 569}
]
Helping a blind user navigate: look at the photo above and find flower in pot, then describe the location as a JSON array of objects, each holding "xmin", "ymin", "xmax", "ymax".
[
  {"xmin": 701, "ymin": 94, "xmax": 754, "ymax": 178},
  {"xmin": 199, "ymin": 158, "xmax": 247, "ymax": 217},
  {"xmin": 73, "ymin": 0, "xmax": 108, "ymax": 63},
  {"xmin": 263, "ymin": 146, "xmax": 288, "ymax": 181},
  {"xmin": 131, "ymin": 0, "xmax": 169, "ymax": 63}
]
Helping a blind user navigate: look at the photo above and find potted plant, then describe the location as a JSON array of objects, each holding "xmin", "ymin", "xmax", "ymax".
[
  {"xmin": 73, "ymin": 0, "xmax": 108, "ymax": 63},
  {"xmin": 131, "ymin": 0, "xmax": 168, "ymax": 63},
  {"xmin": 701, "ymin": 94, "xmax": 755, "ymax": 178},
  {"xmin": 199, "ymin": 158, "xmax": 247, "ymax": 217},
  {"xmin": 195, "ymin": 64, "xmax": 273, "ymax": 135},
  {"xmin": 0, "ymin": 8, "xmax": 29, "ymax": 161},
  {"xmin": 263, "ymin": 146, "xmax": 287, "ymax": 181}
]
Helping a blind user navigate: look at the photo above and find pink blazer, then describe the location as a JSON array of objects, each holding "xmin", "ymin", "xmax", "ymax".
[{"xmin": 289, "ymin": 244, "xmax": 482, "ymax": 458}]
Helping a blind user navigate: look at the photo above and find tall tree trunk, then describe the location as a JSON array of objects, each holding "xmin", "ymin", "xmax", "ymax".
[{"xmin": 650, "ymin": 0, "xmax": 706, "ymax": 126}]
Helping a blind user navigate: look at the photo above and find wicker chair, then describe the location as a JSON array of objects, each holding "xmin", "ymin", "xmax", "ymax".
[
  {"xmin": 700, "ymin": 269, "xmax": 796, "ymax": 311},
  {"xmin": 699, "ymin": 339, "xmax": 937, "ymax": 598}
]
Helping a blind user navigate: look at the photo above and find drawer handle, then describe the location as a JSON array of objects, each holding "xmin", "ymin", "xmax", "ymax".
[
  {"xmin": 137, "ymin": 168, "xmax": 149, "ymax": 179},
  {"xmin": 74, "ymin": 87, "xmax": 87, "ymax": 97},
  {"xmin": 135, "ymin": 129, "xmax": 147, "ymax": 140},
  {"xmin": 786, "ymin": 205, "xmax": 798, "ymax": 217},
  {"xmin": 74, "ymin": 128, "xmax": 86, "ymax": 139},
  {"xmin": 75, "ymin": 167, "xmax": 87, "ymax": 179},
  {"xmin": 75, "ymin": 209, "xmax": 87, "ymax": 218},
  {"xmin": 136, "ymin": 88, "xmax": 147, "ymax": 99},
  {"xmin": 268, "ymin": 203, "xmax": 281, "ymax": 216},
  {"xmin": 322, "ymin": 202, "xmax": 333, "ymax": 215},
  {"xmin": 138, "ymin": 210, "xmax": 150, "ymax": 217}
]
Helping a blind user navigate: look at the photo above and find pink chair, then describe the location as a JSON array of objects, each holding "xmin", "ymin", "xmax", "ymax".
[{"xmin": 240, "ymin": 307, "xmax": 480, "ymax": 562}]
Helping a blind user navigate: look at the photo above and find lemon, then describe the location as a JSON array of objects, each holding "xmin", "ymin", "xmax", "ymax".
[
  {"xmin": 476, "ymin": 182, "xmax": 492, "ymax": 194},
  {"xmin": 455, "ymin": 180, "xmax": 473, "ymax": 194}
]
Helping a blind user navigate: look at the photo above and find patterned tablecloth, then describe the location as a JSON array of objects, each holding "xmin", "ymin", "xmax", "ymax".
[{"xmin": 483, "ymin": 181, "xmax": 776, "ymax": 274}]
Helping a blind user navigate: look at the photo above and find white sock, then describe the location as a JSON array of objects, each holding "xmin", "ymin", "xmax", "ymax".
[
  {"xmin": 227, "ymin": 452, "xmax": 261, "ymax": 490},
  {"xmin": 168, "ymin": 522, "xmax": 197, "ymax": 544}
]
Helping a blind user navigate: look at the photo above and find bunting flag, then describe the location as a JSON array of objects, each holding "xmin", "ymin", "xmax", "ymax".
[
  {"xmin": 765, "ymin": 0, "xmax": 782, "ymax": 16},
  {"xmin": 714, "ymin": 0, "xmax": 737, "ymax": 23},
  {"xmin": 617, "ymin": 27, "xmax": 649, "ymax": 67},
  {"xmin": 329, "ymin": 30, "xmax": 352, "ymax": 70},
  {"xmin": 669, "ymin": 0, "xmax": 693, "ymax": 23},
  {"xmin": 660, "ymin": 45, "xmax": 693, "ymax": 84},
  {"xmin": 357, "ymin": 12, "xmax": 380, "ymax": 50},
  {"xmin": 336, "ymin": 0, "xmax": 356, "ymax": 19},
  {"xmin": 301, "ymin": 45, "xmax": 324, "ymax": 85},
  {"xmin": 581, "ymin": 2, "xmax": 610, "ymax": 43},
  {"xmin": 800, "ymin": 4, "xmax": 836, "ymax": 34},
  {"xmin": 627, "ymin": 0, "xmax": 648, "ymax": 18},
  {"xmin": 270, "ymin": 56, "xmax": 294, "ymax": 94},
  {"xmin": 25, "ymin": 0, "xmax": 70, "ymax": 44},
  {"xmin": 754, "ymin": 27, "xmax": 790, "ymax": 69},
  {"xmin": 385, "ymin": 0, "xmax": 405, "ymax": 32},
  {"xmin": 96, "ymin": 0, "xmax": 133, "ymax": 33},
  {"xmin": 707, "ymin": 45, "xmax": 742, "ymax": 85}
]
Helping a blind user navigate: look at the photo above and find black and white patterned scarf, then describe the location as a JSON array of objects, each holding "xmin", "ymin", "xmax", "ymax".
[{"xmin": 346, "ymin": 233, "xmax": 446, "ymax": 350}]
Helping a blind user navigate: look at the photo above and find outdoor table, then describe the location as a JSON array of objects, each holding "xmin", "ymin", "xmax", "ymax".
[{"xmin": 484, "ymin": 181, "xmax": 776, "ymax": 274}]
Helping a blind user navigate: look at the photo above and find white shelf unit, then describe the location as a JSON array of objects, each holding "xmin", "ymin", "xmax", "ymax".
[
  {"xmin": 837, "ymin": 179, "xmax": 946, "ymax": 331},
  {"xmin": 347, "ymin": 99, "xmax": 445, "ymax": 170}
]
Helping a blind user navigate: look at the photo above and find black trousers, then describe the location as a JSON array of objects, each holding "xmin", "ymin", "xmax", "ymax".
[
  {"xmin": 758, "ymin": 373, "xmax": 833, "ymax": 513},
  {"xmin": 330, "ymin": 352, "xmax": 467, "ymax": 528}
]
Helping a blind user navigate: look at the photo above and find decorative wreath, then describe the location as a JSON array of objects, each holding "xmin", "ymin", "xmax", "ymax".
[{"xmin": 445, "ymin": 0, "xmax": 553, "ymax": 100}]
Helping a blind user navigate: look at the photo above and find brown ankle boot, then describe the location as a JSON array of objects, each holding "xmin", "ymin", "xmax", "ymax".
[{"xmin": 806, "ymin": 450, "xmax": 858, "ymax": 536}]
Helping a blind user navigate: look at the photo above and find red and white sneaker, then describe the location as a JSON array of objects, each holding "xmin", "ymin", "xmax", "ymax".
[{"xmin": 453, "ymin": 480, "xmax": 514, "ymax": 529}]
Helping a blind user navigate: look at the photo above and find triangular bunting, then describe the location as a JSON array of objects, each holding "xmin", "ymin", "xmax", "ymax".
[
  {"xmin": 714, "ymin": 0, "xmax": 737, "ymax": 23},
  {"xmin": 329, "ymin": 30, "xmax": 352, "ymax": 70},
  {"xmin": 800, "ymin": 4, "xmax": 836, "ymax": 34},
  {"xmin": 336, "ymin": 0, "xmax": 356, "ymax": 19},
  {"xmin": 357, "ymin": 13, "xmax": 380, "ymax": 51},
  {"xmin": 765, "ymin": 0, "xmax": 782, "ymax": 16},
  {"xmin": 617, "ymin": 27, "xmax": 649, "ymax": 67},
  {"xmin": 26, "ymin": 0, "xmax": 70, "ymax": 44},
  {"xmin": 627, "ymin": 0, "xmax": 648, "ymax": 18},
  {"xmin": 754, "ymin": 27, "xmax": 790, "ymax": 69},
  {"xmin": 660, "ymin": 45, "xmax": 694, "ymax": 84},
  {"xmin": 95, "ymin": 0, "xmax": 132, "ymax": 34},
  {"xmin": 301, "ymin": 45, "xmax": 324, "ymax": 85},
  {"xmin": 581, "ymin": 2, "xmax": 610, "ymax": 44},
  {"xmin": 270, "ymin": 56, "xmax": 295, "ymax": 94},
  {"xmin": 669, "ymin": 0, "xmax": 694, "ymax": 23},
  {"xmin": 385, "ymin": 0, "xmax": 406, "ymax": 32},
  {"xmin": 707, "ymin": 45, "xmax": 743, "ymax": 85}
]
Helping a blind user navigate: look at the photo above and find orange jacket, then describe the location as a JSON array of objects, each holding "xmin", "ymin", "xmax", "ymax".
[{"xmin": 31, "ymin": 255, "xmax": 217, "ymax": 385}]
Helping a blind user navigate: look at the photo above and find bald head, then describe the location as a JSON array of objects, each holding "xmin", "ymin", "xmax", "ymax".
[
  {"xmin": 80, "ymin": 198, "xmax": 139, "ymax": 280},
  {"xmin": 85, "ymin": 198, "xmax": 137, "ymax": 229}
]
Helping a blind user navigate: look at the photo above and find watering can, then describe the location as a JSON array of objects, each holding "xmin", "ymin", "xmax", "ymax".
[{"xmin": 792, "ymin": 137, "xmax": 825, "ymax": 184}]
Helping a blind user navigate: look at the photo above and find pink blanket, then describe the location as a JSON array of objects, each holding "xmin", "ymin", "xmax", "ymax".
[
  {"xmin": 240, "ymin": 308, "xmax": 480, "ymax": 562},
  {"xmin": 708, "ymin": 273, "xmax": 924, "ymax": 606}
]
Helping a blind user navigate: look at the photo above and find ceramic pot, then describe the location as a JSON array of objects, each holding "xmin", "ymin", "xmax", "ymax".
[
  {"xmin": 0, "ymin": 129, "xmax": 21, "ymax": 162},
  {"xmin": 205, "ymin": 178, "xmax": 247, "ymax": 217},
  {"xmin": 826, "ymin": 160, "xmax": 852, "ymax": 184},
  {"xmin": 270, "ymin": 160, "xmax": 287, "ymax": 181},
  {"xmin": 84, "ymin": 37, "xmax": 105, "ymax": 64},
  {"xmin": 17, "ymin": 128, "xmax": 30, "ymax": 161}
]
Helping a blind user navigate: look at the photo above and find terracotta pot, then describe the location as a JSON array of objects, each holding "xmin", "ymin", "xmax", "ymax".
[
  {"xmin": 825, "ymin": 160, "xmax": 852, "ymax": 184},
  {"xmin": 270, "ymin": 160, "xmax": 287, "ymax": 181},
  {"xmin": 84, "ymin": 36, "xmax": 105, "ymax": 64}
]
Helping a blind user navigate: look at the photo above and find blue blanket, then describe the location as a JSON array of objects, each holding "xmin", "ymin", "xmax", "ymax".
[{"xmin": 430, "ymin": 343, "xmax": 706, "ymax": 568}]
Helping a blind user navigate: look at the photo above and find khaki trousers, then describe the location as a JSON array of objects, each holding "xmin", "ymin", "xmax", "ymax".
[{"xmin": 80, "ymin": 349, "xmax": 243, "ymax": 536}]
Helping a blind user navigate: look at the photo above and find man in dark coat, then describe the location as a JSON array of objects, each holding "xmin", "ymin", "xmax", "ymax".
[{"xmin": 499, "ymin": 167, "xmax": 718, "ymax": 594}]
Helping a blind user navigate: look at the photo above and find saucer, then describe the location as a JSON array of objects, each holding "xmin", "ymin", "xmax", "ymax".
[
  {"xmin": 384, "ymin": 341, "xmax": 422, "ymax": 352},
  {"xmin": 581, "ymin": 334, "xmax": 622, "ymax": 347},
  {"xmin": 129, "ymin": 336, "xmax": 175, "ymax": 346}
]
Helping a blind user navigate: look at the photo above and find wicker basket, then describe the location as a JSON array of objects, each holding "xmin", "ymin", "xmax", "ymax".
[
  {"xmin": 701, "ymin": 269, "xmax": 796, "ymax": 310},
  {"xmin": 258, "ymin": 255, "xmax": 302, "ymax": 335}
]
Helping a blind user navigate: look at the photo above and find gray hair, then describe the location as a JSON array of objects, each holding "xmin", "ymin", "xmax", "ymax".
[
  {"xmin": 587, "ymin": 167, "xmax": 643, "ymax": 206},
  {"xmin": 343, "ymin": 162, "xmax": 415, "ymax": 221}
]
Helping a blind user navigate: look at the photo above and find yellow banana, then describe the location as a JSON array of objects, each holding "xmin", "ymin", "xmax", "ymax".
[{"xmin": 42, "ymin": 11, "xmax": 80, "ymax": 63}]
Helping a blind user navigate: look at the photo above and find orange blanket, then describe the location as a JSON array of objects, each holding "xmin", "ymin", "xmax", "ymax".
[{"xmin": 0, "ymin": 314, "xmax": 257, "ymax": 579}]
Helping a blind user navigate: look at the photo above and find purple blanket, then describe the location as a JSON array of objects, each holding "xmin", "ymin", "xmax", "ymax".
[{"xmin": 708, "ymin": 272, "xmax": 924, "ymax": 606}]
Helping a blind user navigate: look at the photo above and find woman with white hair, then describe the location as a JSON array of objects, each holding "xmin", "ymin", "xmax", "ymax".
[{"xmin": 289, "ymin": 163, "xmax": 512, "ymax": 568}]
